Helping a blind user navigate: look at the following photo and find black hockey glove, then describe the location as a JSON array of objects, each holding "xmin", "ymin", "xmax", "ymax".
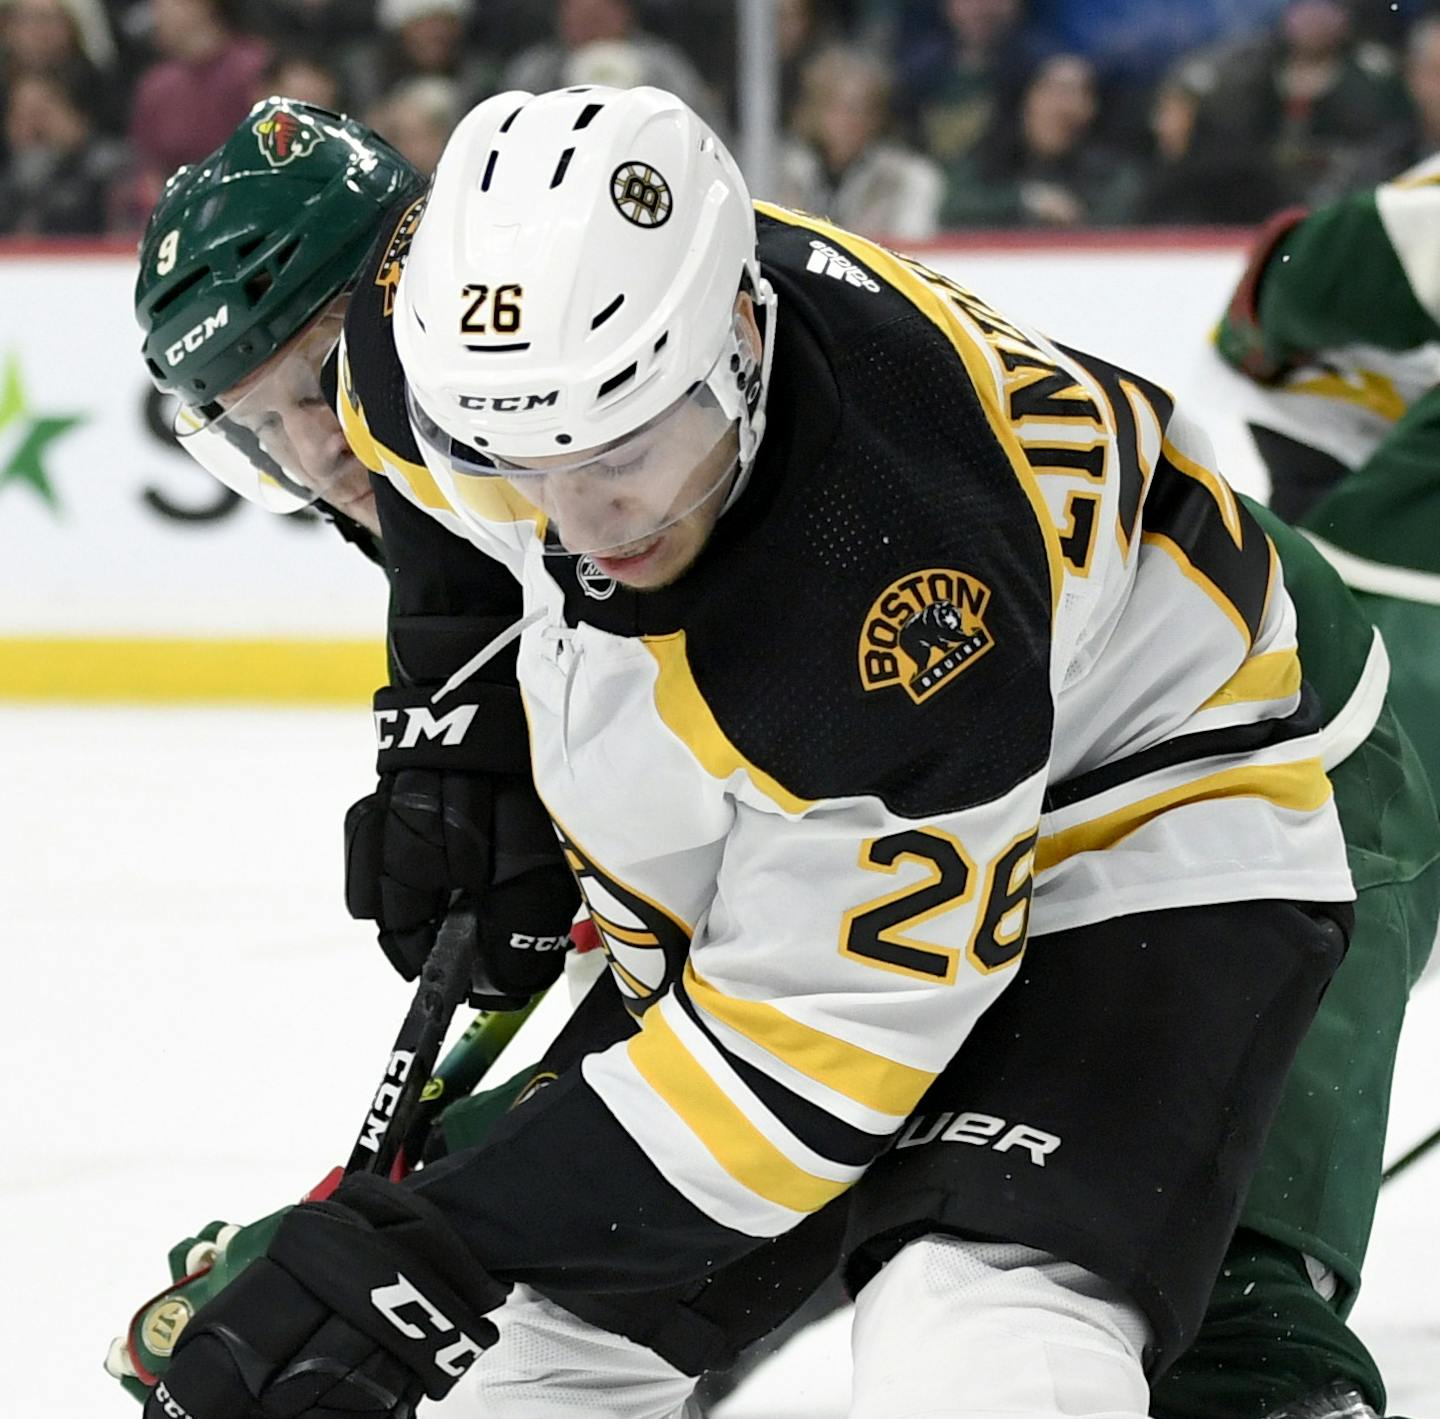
[
  {"xmin": 345, "ymin": 685, "xmax": 580, "ymax": 1009},
  {"xmin": 142, "ymin": 1174, "xmax": 507, "ymax": 1419}
]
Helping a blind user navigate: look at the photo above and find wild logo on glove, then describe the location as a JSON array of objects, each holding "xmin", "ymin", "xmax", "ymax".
[{"xmin": 859, "ymin": 568, "xmax": 993, "ymax": 704}]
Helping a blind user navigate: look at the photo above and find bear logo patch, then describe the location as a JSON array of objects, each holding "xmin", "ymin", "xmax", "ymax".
[{"xmin": 859, "ymin": 569, "xmax": 993, "ymax": 704}]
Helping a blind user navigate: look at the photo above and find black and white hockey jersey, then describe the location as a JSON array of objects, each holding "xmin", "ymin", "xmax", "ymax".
[{"xmin": 338, "ymin": 202, "xmax": 1353, "ymax": 1292}]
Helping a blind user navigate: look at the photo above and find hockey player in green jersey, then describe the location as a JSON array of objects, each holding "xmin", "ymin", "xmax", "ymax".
[
  {"xmin": 132, "ymin": 96, "xmax": 584, "ymax": 1012},
  {"xmin": 1145, "ymin": 497, "xmax": 1440, "ymax": 1419},
  {"xmin": 132, "ymin": 98, "xmax": 408, "ymax": 566},
  {"xmin": 125, "ymin": 85, "xmax": 1356, "ymax": 1419},
  {"xmin": 1216, "ymin": 161, "xmax": 1440, "ymax": 805}
]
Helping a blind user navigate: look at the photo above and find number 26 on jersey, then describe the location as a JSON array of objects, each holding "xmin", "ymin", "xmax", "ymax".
[{"xmin": 840, "ymin": 826, "xmax": 1038, "ymax": 982}]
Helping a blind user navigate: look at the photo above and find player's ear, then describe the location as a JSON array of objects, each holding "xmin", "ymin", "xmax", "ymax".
[{"xmin": 733, "ymin": 292, "xmax": 762, "ymax": 368}]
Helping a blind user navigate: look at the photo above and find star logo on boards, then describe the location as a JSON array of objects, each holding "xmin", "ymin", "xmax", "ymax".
[{"xmin": 0, "ymin": 353, "xmax": 84, "ymax": 513}]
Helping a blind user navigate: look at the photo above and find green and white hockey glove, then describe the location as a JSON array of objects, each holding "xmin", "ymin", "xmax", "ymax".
[
  {"xmin": 1216, "ymin": 205, "xmax": 1311, "ymax": 383},
  {"xmin": 106, "ymin": 1208, "xmax": 294, "ymax": 1402},
  {"xmin": 131, "ymin": 1174, "xmax": 506, "ymax": 1419}
]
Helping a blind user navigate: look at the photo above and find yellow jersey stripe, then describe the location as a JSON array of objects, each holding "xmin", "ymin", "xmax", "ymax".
[
  {"xmin": 338, "ymin": 352, "xmax": 543, "ymax": 525},
  {"xmin": 1200, "ymin": 648, "xmax": 1303, "ymax": 711},
  {"xmin": 592, "ymin": 914, "xmax": 660, "ymax": 947},
  {"xmin": 753, "ymin": 202, "xmax": 1064, "ymax": 626},
  {"xmin": 684, "ymin": 962, "xmax": 936, "ymax": 1116},
  {"xmin": 643, "ymin": 631, "xmax": 812, "ymax": 815},
  {"xmin": 1161, "ymin": 436, "xmax": 1244, "ymax": 548},
  {"xmin": 627, "ymin": 1004, "xmax": 852, "ymax": 1213},
  {"xmin": 337, "ymin": 378, "xmax": 451, "ymax": 511},
  {"xmin": 1037, "ymin": 757, "xmax": 1332, "ymax": 873}
]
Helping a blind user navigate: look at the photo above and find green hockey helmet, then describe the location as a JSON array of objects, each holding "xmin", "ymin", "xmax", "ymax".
[{"xmin": 135, "ymin": 97, "xmax": 424, "ymax": 406}]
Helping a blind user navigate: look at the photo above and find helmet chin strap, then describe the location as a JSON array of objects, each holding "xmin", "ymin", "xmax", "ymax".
[{"xmin": 720, "ymin": 270, "xmax": 778, "ymax": 517}]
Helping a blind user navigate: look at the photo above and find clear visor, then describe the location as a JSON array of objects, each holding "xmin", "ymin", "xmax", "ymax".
[
  {"xmin": 407, "ymin": 367, "xmax": 741, "ymax": 557},
  {"xmin": 172, "ymin": 300, "xmax": 366, "ymax": 515}
]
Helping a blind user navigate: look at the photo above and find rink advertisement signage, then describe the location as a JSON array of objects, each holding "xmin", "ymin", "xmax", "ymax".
[
  {"xmin": 0, "ymin": 251, "xmax": 390, "ymax": 699},
  {"xmin": 0, "ymin": 352, "xmax": 84, "ymax": 510},
  {"xmin": 0, "ymin": 240, "xmax": 1271, "ymax": 700}
]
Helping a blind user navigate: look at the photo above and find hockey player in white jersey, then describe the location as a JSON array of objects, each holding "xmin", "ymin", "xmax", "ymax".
[{"xmin": 136, "ymin": 88, "xmax": 1353, "ymax": 1419}]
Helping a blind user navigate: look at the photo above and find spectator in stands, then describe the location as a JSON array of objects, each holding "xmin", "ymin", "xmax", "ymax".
[
  {"xmin": 940, "ymin": 51, "xmax": 1143, "ymax": 226},
  {"xmin": 0, "ymin": 68, "xmax": 123, "ymax": 232},
  {"xmin": 639, "ymin": 0, "xmax": 845, "ymax": 130},
  {"xmin": 897, "ymin": 0, "xmax": 1039, "ymax": 176},
  {"xmin": 367, "ymin": 73, "xmax": 456, "ymax": 174},
  {"xmin": 503, "ymin": 0, "xmax": 721, "ymax": 131},
  {"xmin": 248, "ymin": 0, "xmax": 375, "ymax": 53},
  {"xmin": 1021, "ymin": 0, "xmax": 1286, "ymax": 84},
  {"xmin": 125, "ymin": 0, "xmax": 270, "ymax": 218},
  {"xmin": 1172, "ymin": 0, "xmax": 1409, "ymax": 207},
  {"xmin": 0, "ymin": 0, "xmax": 123, "ymax": 137},
  {"xmin": 777, "ymin": 44, "xmax": 941, "ymax": 238},
  {"xmin": 776, "ymin": 0, "xmax": 845, "ymax": 125},
  {"xmin": 339, "ymin": 0, "xmax": 495, "ymax": 119},
  {"xmin": 1362, "ymin": 14, "xmax": 1440, "ymax": 175},
  {"xmin": 1134, "ymin": 67, "xmax": 1281, "ymax": 223},
  {"xmin": 253, "ymin": 48, "xmax": 343, "ymax": 111}
]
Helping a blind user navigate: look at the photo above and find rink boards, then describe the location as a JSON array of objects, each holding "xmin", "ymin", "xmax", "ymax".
[{"xmin": 0, "ymin": 233, "xmax": 1263, "ymax": 701}]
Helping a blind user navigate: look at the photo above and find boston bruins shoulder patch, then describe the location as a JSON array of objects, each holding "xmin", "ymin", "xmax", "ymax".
[
  {"xmin": 374, "ymin": 195, "xmax": 427, "ymax": 317},
  {"xmin": 859, "ymin": 568, "xmax": 993, "ymax": 704}
]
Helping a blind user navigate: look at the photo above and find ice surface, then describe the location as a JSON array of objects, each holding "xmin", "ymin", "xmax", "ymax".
[{"xmin": 5, "ymin": 706, "xmax": 1433, "ymax": 1416}]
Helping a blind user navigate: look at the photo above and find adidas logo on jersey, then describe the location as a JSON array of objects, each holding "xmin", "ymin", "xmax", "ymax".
[{"xmin": 805, "ymin": 240, "xmax": 880, "ymax": 292}]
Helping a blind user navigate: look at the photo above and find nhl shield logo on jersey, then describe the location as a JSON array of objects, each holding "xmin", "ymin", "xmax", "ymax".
[
  {"xmin": 859, "ymin": 569, "xmax": 994, "ymax": 704},
  {"xmin": 252, "ymin": 108, "xmax": 324, "ymax": 168}
]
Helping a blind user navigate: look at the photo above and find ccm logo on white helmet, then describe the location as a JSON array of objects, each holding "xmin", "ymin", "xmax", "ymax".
[
  {"xmin": 164, "ymin": 305, "xmax": 230, "ymax": 366},
  {"xmin": 457, "ymin": 391, "xmax": 559, "ymax": 412}
]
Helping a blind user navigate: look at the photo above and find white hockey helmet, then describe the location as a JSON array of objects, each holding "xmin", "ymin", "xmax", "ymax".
[{"xmin": 396, "ymin": 85, "xmax": 776, "ymax": 556}]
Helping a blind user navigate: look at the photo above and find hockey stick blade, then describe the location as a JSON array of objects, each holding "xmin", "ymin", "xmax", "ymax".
[{"xmin": 344, "ymin": 903, "xmax": 477, "ymax": 1178}]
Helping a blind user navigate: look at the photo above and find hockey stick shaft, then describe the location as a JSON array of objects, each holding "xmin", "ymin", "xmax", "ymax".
[
  {"xmin": 1382, "ymin": 1121, "xmax": 1440, "ymax": 1184},
  {"xmin": 400, "ymin": 990, "xmax": 545, "ymax": 1164},
  {"xmin": 344, "ymin": 902, "xmax": 478, "ymax": 1177}
]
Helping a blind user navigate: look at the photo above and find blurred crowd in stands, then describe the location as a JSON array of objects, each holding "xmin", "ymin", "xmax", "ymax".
[{"xmin": 2, "ymin": 0, "xmax": 1438, "ymax": 239}]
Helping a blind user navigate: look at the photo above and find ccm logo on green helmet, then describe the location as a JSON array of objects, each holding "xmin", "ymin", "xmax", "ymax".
[{"xmin": 165, "ymin": 306, "xmax": 230, "ymax": 367}]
